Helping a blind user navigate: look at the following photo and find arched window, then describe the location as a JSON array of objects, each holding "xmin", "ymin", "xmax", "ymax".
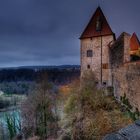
[
  {"xmin": 87, "ymin": 50, "xmax": 93, "ymax": 57},
  {"xmin": 96, "ymin": 16, "xmax": 102, "ymax": 31}
]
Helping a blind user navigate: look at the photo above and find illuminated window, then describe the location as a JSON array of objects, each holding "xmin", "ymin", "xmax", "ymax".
[
  {"xmin": 96, "ymin": 16, "xmax": 102, "ymax": 31},
  {"xmin": 87, "ymin": 50, "xmax": 93, "ymax": 57}
]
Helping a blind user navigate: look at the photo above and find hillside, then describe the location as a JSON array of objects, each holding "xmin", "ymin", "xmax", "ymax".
[{"xmin": 0, "ymin": 65, "xmax": 80, "ymax": 95}]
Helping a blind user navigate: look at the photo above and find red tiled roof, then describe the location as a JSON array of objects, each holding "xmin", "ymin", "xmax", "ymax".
[
  {"xmin": 130, "ymin": 33, "xmax": 140, "ymax": 51},
  {"xmin": 80, "ymin": 7, "xmax": 114, "ymax": 39}
]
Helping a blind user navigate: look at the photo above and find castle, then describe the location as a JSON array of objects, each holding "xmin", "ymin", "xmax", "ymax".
[{"xmin": 80, "ymin": 7, "xmax": 140, "ymax": 110}]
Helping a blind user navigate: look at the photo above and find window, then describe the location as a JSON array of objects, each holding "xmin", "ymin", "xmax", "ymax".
[
  {"xmin": 87, "ymin": 50, "xmax": 93, "ymax": 57},
  {"xmin": 103, "ymin": 82, "xmax": 107, "ymax": 86},
  {"xmin": 87, "ymin": 65, "xmax": 90, "ymax": 69},
  {"xmin": 95, "ymin": 81, "xmax": 98, "ymax": 85},
  {"xmin": 102, "ymin": 63, "xmax": 109, "ymax": 69},
  {"xmin": 96, "ymin": 16, "xmax": 102, "ymax": 31}
]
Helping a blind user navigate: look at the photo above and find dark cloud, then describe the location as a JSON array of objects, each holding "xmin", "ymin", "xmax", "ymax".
[{"xmin": 0, "ymin": 0, "xmax": 139, "ymax": 67}]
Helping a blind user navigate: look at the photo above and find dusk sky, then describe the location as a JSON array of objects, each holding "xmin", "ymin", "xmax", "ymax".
[{"xmin": 0, "ymin": 0, "xmax": 140, "ymax": 67}]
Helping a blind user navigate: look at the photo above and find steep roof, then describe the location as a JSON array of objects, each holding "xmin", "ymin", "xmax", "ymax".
[
  {"xmin": 80, "ymin": 7, "xmax": 114, "ymax": 39},
  {"xmin": 130, "ymin": 33, "xmax": 140, "ymax": 51}
]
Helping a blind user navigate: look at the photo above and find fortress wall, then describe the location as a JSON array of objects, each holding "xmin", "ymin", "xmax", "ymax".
[
  {"xmin": 109, "ymin": 33, "xmax": 131, "ymax": 69},
  {"xmin": 113, "ymin": 62, "xmax": 140, "ymax": 110},
  {"xmin": 124, "ymin": 34, "xmax": 131, "ymax": 63}
]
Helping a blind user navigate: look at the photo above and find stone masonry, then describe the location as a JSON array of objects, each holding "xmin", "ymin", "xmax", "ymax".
[
  {"xmin": 81, "ymin": 35, "xmax": 114, "ymax": 85},
  {"xmin": 80, "ymin": 7, "xmax": 140, "ymax": 111}
]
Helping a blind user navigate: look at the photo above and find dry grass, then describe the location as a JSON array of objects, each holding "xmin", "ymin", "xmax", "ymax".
[{"xmin": 62, "ymin": 71, "xmax": 133, "ymax": 140}]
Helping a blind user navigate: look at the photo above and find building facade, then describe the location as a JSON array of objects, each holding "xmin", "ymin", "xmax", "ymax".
[
  {"xmin": 80, "ymin": 7, "xmax": 115, "ymax": 86},
  {"xmin": 80, "ymin": 7, "xmax": 140, "ymax": 110}
]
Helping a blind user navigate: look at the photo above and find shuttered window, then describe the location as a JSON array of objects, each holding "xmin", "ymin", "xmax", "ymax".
[{"xmin": 102, "ymin": 63, "xmax": 109, "ymax": 69}]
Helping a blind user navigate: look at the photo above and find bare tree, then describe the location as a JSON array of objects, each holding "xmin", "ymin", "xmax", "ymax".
[{"xmin": 21, "ymin": 72, "xmax": 58, "ymax": 139}]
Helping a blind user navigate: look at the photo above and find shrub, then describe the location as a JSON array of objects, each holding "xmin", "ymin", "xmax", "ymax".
[
  {"xmin": 21, "ymin": 72, "xmax": 58, "ymax": 139},
  {"xmin": 121, "ymin": 94, "xmax": 139, "ymax": 121},
  {"xmin": 5, "ymin": 111, "xmax": 21, "ymax": 139}
]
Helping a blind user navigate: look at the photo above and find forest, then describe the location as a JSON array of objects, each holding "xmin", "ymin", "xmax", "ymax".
[{"xmin": 0, "ymin": 66, "xmax": 80, "ymax": 95}]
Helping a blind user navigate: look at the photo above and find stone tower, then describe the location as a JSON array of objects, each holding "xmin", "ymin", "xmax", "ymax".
[{"xmin": 80, "ymin": 7, "xmax": 115, "ymax": 86}]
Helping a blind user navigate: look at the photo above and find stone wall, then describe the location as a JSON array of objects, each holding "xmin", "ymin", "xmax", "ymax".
[
  {"xmin": 110, "ymin": 35, "xmax": 124, "ymax": 68},
  {"xmin": 110, "ymin": 32, "xmax": 131, "ymax": 68},
  {"xmin": 124, "ymin": 33, "xmax": 131, "ymax": 63},
  {"xmin": 81, "ymin": 35, "xmax": 114, "ymax": 85},
  {"xmin": 109, "ymin": 32, "xmax": 140, "ymax": 110},
  {"xmin": 112, "ymin": 62, "xmax": 140, "ymax": 110}
]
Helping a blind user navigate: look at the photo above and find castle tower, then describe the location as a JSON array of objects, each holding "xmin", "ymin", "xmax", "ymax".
[{"xmin": 80, "ymin": 7, "xmax": 115, "ymax": 86}]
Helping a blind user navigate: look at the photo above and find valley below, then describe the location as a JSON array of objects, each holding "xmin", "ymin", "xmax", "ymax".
[{"xmin": 0, "ymin": 65, "xmax": 80, "ymax": 140}]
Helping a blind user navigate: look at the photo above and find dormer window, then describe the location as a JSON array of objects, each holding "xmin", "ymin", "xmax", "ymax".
[{"xmin": 96, "ymin": 16, "xmax": 102, "ymax": 31}]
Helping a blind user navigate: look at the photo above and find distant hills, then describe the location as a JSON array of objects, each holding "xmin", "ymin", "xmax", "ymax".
[
  {"xmin": 0, "ymin": 65, "xmax": 80, "ymax": 71},
  {"xmin": 0, "ymin": 65, "xmax": 80, "ymax": 85},
  {"xmin": 0, "ymin": 65, "xmax": 80, "ymax": 94}
]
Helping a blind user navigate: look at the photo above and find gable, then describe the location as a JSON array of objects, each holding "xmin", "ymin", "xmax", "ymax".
[
  {"xmin": 130, "ymin": 33, "xmax": 140, "ymax": 51},
  {"xmin": 80, "ymin": 7, "xmax": 114, "ymax": 39}
]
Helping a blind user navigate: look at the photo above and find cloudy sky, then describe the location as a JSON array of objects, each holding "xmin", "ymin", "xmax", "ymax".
[{"xmin": 0, "ymin": 0, "xmax": 139, "ymax": 67}]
